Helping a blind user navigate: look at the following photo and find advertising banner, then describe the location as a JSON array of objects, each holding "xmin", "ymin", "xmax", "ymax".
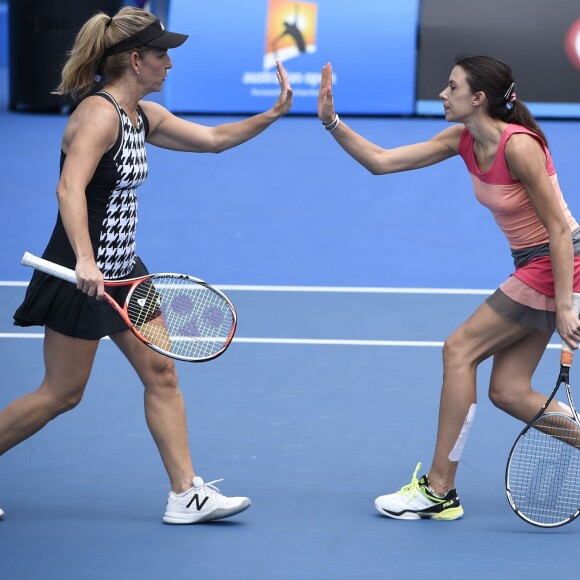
[
  {"xmin": 417, "ymin": 0, "xmax": 580, "ymax": 118},
  {"xmin": 165, "ymin": 0, "xmax": 419, "ymax": 115}
]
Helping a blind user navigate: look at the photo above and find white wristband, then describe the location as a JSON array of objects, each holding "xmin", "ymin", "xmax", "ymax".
[{"xmin": 323, "ymin": 114, "xmax": 340, "ymax": 132}]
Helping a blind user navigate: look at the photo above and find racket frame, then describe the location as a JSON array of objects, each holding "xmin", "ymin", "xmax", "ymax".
[
  {"xmin": 20, "ymin": 252, "xmax": 237, "ymax": 363},
  {"xmin": 505, "ymin": 292, "xmax": 580, "ymax": 527}
]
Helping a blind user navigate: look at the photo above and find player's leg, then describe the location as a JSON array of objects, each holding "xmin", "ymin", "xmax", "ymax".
[
  {"xmin": 110, "ymin": 330, "xmax": 193, "ymax": 490},
  {"xmin": 488, "ymin": 329, "xmax": 557, "ymax": 422},
  {"xmin": 428, "ymin": 302, "xmax": 537, "ymax": 490},
  {"xmin": 375, "ymin": 301, "xmax": 533, "ymax": 520},
  {"xmin": 110, "ymin": 330, "xmax": 250, "ymax": 524},
  {"xmin": 0, "ymin": 327, "xmax": 97, "ymax": 455}
]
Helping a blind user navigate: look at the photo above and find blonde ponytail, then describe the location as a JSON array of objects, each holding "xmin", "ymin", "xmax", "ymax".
[{"xmin": 53, "ymin": 7, "xmax": 156, "ymax": 100}]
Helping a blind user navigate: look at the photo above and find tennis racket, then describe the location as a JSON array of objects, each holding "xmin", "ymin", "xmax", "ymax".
[
  {"xmin": 505, "ymin": 292, "xmax": 580, "ymax": 527},
  {"xmin": 21, "ymin": 252, "xmax": 236, "ymax": 363}
]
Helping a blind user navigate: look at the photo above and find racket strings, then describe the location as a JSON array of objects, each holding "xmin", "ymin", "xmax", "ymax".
[
  {"xmin": 508, "ymin": 414, "xmax": 580, "ymax": 526},
  {"xmin": 126, "ymin": 276, "xmax": 235, "ymax": 360}
]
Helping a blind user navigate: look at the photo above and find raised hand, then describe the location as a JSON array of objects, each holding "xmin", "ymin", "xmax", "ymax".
[
  {"xmin": 318, "ymin": 63, "xmax": 336, "ymax": 125},
  {"xmin": 272, "ymin": 60, "xmax": 294, "ymax": 118}
]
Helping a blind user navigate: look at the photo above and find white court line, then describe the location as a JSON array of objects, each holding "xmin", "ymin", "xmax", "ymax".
[
  {"xmin": 0, "ymin": 281, "xmax": 494, "ymax": 294},
  {"xmin": 0, "ymin": 333, "xmax": 562, "ymax": 349},
  {"xmin": 0, "ymin": 284, "xmax": 557, "ymax": 347},
  {"xmin": 216, "ymin": 285, "xmax": 495, "ymax": 295}
]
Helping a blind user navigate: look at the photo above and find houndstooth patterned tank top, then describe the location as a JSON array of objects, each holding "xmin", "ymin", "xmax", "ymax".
[
  {"xmin": 45, "ymin": 91, "xmax": 149, "ymax": 279},
  {"xmin": 93, "ymin": 91, "xmax": 148, "ymax": 277}
]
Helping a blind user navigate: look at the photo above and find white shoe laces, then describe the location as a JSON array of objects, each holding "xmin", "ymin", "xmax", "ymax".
[
  {"xmin": 396, "ymin": 462, "xmax": 422, "ymax": 496},
  {"xmin": 199, "ymin": 479, "xmax": 224, "ymax": 495}
]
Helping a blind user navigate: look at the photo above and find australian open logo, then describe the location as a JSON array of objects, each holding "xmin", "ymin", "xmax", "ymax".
[
  {"xmin": 263, "ymin": 0, "xmax": 318, "ymax": 70},
  {"xmin": 242, "ymin": 0, "xmax": 324, "ymax": 100}
]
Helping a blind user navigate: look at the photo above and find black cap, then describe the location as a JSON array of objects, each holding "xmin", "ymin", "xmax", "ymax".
[{"xmin": 104, "ymin": 18, "xmax": 188, "ymax": 56}]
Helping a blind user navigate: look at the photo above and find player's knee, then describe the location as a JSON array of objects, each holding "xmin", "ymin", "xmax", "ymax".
[
  {"xmin": 442, "ymin": 330, "xmax": 483, "ymax": 374},
  {"xmin": 442, "ymin": 333, "xmax": 469, "ymax": 371},
  {"xmin": 145, "ymin": 357, "xmax": 178, "ymax": 391},
  {"xmin": 488, "ymin": 380, "xmax": 520, "ymax": 412},
  {"xmin": 40, "ymin": 382, "xmax": 86, "ymax": 415},
  {"xmin": 58, "ymin": 392, "xmax": 84, "ymax": 413}
]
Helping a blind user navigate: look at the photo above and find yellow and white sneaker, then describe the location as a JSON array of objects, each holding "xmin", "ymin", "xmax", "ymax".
[{"xmin": 375, "ymin": 463, "xmax": 464, "ymax": 521}]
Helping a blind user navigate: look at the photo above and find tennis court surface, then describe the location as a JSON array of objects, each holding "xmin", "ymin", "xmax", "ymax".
[{"xmin": 1, "ymin": 106, "xmax": 580, "ymax": 579}]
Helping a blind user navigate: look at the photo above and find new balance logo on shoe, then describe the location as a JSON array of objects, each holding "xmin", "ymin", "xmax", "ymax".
[
  {"xmin": 163, "ymin": 476, "xmax": 251, "ymax": 524},
  {"xmin": 186, "ymin": 493, "xmax": 209, "ymax": 511}
]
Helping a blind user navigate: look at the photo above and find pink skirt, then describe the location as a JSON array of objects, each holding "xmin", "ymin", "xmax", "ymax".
[
  {"xmin": 486, "ymin": 277, "xmax": 555, "ymax": 333},
  {"xmin": 486, "ymin": 255, "xmax": 580, "ymax": 333}
]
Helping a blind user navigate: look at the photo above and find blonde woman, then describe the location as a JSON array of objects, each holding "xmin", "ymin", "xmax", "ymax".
[{"xmin": 2, "ymin": 6, "xmax": 293, "ymax": 524}]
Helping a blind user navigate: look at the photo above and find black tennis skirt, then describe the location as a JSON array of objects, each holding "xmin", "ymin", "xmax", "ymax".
[{"xmin": 13, "ymin": 257, "xmax": 149, "ymax": 340}]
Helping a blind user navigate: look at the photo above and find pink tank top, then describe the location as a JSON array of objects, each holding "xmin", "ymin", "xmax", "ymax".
[{"xmin": 458, "ymin": 124, "xmax": 577, "ymax": 250}]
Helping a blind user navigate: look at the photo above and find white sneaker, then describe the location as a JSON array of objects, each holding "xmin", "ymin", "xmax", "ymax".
[
  {"xmin": 163, "ymin": 476, "xmax": 251, "ymax": 524},
  {"xmin": 0, "ymin": 506, "xmax": 4, "ymax": 520},
  {"xmin": 375, "ymin": 463, "xmax": 464, "ymax": 521}
]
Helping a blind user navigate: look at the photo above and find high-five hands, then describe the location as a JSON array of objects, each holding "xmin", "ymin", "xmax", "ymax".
[
  {"xmin": 318, "ymin": 63, "xmax": 336, "ymax": 125},
  {"xmin": 272, "ymin": 60, "xmax": 294, "ymax": 118}
]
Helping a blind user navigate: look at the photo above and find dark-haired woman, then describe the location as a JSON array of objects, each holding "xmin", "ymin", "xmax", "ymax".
[
  {"xmin": 318, "ymin": 55, "xmax": 580, "ymax": 520},
  {"xmin": 0, "ymin": 6, "xmax": 293, "ymax": 524}
]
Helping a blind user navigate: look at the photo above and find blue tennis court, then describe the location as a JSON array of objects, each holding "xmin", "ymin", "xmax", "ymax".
[{"xmin": 2, "ymin": 76, "xmax": 580, "ymax": 578}]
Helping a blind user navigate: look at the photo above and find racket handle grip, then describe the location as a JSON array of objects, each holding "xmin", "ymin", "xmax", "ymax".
[
  {"xmin": 21, "ymin": 252, "xmax": 78, "ymax": 285},
  {"xmin": 561, "ymin": 292, "xmax": 580, "ymax": 366}
]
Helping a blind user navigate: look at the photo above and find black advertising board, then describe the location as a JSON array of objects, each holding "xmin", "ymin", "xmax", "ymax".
[{"xmin": 417, "ymin": 0, "xmax": 580, "ymax": 118}]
